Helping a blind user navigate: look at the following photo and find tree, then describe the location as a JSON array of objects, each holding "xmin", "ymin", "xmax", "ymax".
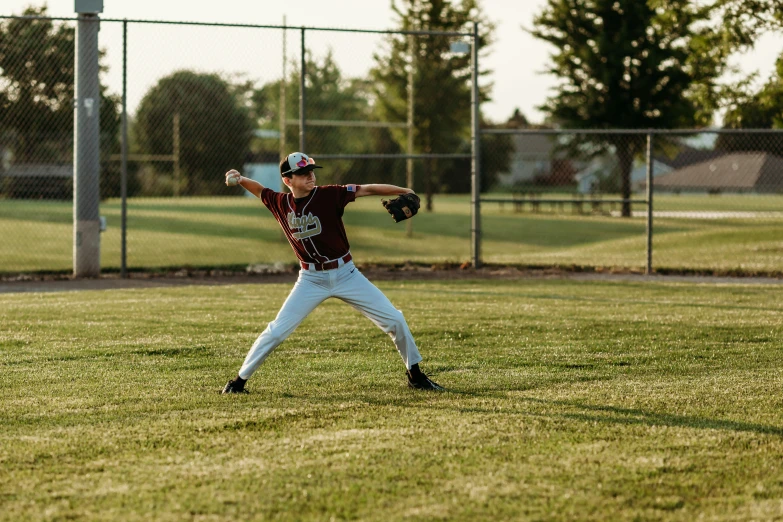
[
  {"xmin": 717, "ymin": 52, "xmax": 783, "ymax": 153},
  {"xmin": 505, "ymin": 108, "xmax": 530, "ymax": 129},
  {"xmin": 713, "ymin": 0, "xmax": 783, "ymax": 50},
  {"xmin": 712, "ymin": 0, "xmax": 783, "ymax": 154},
  {"xmin": 251, "ymin": 51, "xmax": 389, "ymax": 185},
  {"xmin": 0, "ymin": 5, "xmax": 121, "ymax": 199},
  {"xmin": 371, "ymin": 0, "xmax": 496, "ymax": 210},
  {"xmin": 0, "ymin": 6, "xmax": 73, "ymax": 166},
  {"xmin": 133, "ymin": 71, "xmax": 253, "ymax": 196},
  {"xmin": 531, "ymin": 0, "xmax": 729, "ymax": 216}
]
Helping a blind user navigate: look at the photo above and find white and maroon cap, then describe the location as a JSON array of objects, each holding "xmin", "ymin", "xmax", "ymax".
[{"xmin": 279, "ymin": 152, "xmax": 323, "ymax": 177}]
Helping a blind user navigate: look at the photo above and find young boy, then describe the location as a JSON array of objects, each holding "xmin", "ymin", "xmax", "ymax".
[{"xmin": 221, "ymin": 151, "xmax": 443, "ymax": 393}]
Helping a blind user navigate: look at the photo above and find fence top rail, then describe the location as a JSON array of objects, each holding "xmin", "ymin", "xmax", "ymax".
[
  {"xmin": 481, "ymin": 128, "xmax": 783, "ymax": 135},
  {"xmin": 314, "ymin": 153, "xmax": 472, "ymax": 160},
  {"xmin": 0, "ymin": 15, "xmax": 474, "ymax": 36},
  {"xmin": 481, "ymin": 197, "xmax": 648, "ymax": 204},
  {"xmin": 285, "ymin": 119, "xmax": 409, "ymax": 129}
]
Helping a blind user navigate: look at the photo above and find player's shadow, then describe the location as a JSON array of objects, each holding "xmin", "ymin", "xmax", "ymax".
[
  {"xmin": 278, "ymin": 372, "xmax": 783, "ymax": 438},
  {"xmin": 442, "ymin": 395, "xmax": 783, "ymax": 437},
  {"xmin": 524, "ymin": 397, "xmax": 783, "ymax": 437}
]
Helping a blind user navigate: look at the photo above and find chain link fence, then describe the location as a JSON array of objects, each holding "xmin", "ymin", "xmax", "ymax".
[
  {"xmin": 1, "ymin": 14, "xmax": 781, "ymax": 276},
  {"xmin": 0, "ymin": 15, "xmax": 477, "ymax": 275},
  {"xmin": 481, "ymin": 129, "xmax": 783, "ymax": 273}
]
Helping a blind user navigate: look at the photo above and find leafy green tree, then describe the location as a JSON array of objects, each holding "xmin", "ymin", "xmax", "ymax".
[
  {"xmin": 251, "ymin": 51, "xmax": 386, "ymax": 184},
  {"xmin": 371, "ymin": 0, "xmax": 496, "ymax": 210},
  {"xmin": 98, "ymin": 93, "xmax": 123, "ymax": 199},
  {"xmin": 134, "ymin": 70, "xmax": 253, "ymax": 196},
  {"xmin": 714, "ymin": 0, "xmax": 783, "ymax": 49},
  {"xmin": 708, "ymin": 1, "xmax": 783, "ymax": 157},
  {"xmin": 0, "ymin": 5, "xmax": 121, "ymax": 199},
  {"xmin": 0, "ymin": 6, "xmax": 73, "ymax": 165},
  {"xmin": 717, "ymin": 53, "xmax": 783, "ymax": 154},
  {"xmin": 532, "ymin": 0, "xmax": 729, "ymax": 216}
]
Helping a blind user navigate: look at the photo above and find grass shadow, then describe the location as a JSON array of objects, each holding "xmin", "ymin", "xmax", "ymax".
[
  {"xmin": 521, "ymin": 397, "xmax": 783, "ymax": 437},
  {"xmin": 287, "ymin": 384, "xmax": 783, "ymax": 438}
]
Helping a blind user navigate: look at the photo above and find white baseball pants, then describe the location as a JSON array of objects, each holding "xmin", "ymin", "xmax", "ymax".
[{"xmin": 238, "ymin": 259, "xmax": 423, "ymax": 379}]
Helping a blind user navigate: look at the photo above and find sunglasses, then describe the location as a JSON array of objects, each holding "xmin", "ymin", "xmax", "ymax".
[
  {"xmin": 282, "ymin": 156, "xmax": 316, "ymax": 176},
  {"xmin": 295, "ymin": 157, "xmax": 315, "ymax": 169}
]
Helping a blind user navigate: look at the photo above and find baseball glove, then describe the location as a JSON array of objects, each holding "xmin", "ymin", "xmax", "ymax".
[{"xmin": 382, "ymin": 193, "xmax": 420, "ymax": 223}]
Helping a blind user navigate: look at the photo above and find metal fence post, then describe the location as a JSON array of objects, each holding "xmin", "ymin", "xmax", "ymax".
[
  {"xmin": 646, "ymin": 131, "xmax": 654, "ymax": 275},
  {"xmin": 280, "ymin": 18, "xmax": 287, "ymax": 162},
  {"xmin": 406, "ymin": 34, "xmax": 415, "ymax": 238},
  {"xmin": 73, "ymin": 12, "xmax": 102, "ymax": 278},
  {"xmin": 279, "ymin": 21, "xmax": 288, "ymax": 240},
  {"xmin": 470, "ymin": 22, "xmax": 481, "ymax": 268},
  {"xmin": 121, "ymin": 19, "xmax": 128, "ymax": 278},
  {"xmin": 299, "ymin": 27, "xmax": 306, "ymax": 152}
]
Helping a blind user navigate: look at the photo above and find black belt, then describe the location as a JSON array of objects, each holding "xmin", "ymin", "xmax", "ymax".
[{"xmin": 301, "ymin": 253, "xmax": 352, "ymax": 271}]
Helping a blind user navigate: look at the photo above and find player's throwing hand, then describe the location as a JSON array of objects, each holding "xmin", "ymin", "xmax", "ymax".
[{"xmin": 225, "ymin": 169, "xmax": 241, "ymax": 186}]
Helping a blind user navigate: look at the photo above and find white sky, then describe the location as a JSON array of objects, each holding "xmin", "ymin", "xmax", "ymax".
[{"xmin": 3, "ymin": 0, "xmax": 783, "ymax": 124}]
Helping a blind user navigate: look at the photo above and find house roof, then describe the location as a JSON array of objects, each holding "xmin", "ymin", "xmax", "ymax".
[
  {"xmin": 512, "ymin": 134, "xmax": 554, "ymax": 156},
  {"xmin": 652, "ymin": 152, "xmax": 783, "ymax": 191},
  {"xmin": 656, "ymin": 147, "xmax": 726, "ymax": 169}
]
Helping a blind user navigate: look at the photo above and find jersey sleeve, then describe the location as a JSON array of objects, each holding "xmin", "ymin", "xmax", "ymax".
[
  {"xmin": 260, "ymin": 187, "xmax": 279, "ymax": 210},
  {"xmin": 338, "ymin": 184, "xmax": 359, "ymax": 208}
]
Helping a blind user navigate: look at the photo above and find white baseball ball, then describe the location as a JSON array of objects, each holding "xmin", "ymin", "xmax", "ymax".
[{"xmin": 226, "ymin": 172, "xmax": 241, "ymax": 186}]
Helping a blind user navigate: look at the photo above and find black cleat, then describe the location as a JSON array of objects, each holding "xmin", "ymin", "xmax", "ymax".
[
  {"xmin": 222, "ymin": 377, "xmax": 248, "ymax": 394},
  {"xmin": 407, "ymin": 368, "xmax": 445, "ymax": 391}
]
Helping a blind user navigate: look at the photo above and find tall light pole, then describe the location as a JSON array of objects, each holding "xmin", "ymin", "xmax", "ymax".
[
  {"xmin": 73, "ymin": 0, "xmax": 103, "ymax": 277},
  {"xmin": 469, "ymin": 23, "xmax": 481, "ymax": 268}
]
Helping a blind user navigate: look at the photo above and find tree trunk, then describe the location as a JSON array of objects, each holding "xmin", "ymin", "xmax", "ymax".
[
  {"xmin": 617, "ymin": 141, "xmax": 634, "ymax": 218},
  {"xmin": 425, "ymin": 157, "xmax": 436, "ymax": 212}
]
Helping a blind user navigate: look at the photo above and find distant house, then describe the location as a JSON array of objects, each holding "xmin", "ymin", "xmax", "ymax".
[
  {"xmin": 629, "ymin": 158, "xmax": 673, "ymax": 191},
  {"xmin": 496, "ymin": 134, "xmax": 554, "ymax": 186},
  {"xmin": 630, "ymin": 148, "xmax": 728, "ymax": 190},
  {"xmin": 649, "ymin": 152, "xmax": 783, "ymax": 193},
  {"xmin": 578, "ymin": 147, "xmax": 729, "ymax": 194},
  {"xmin": 574, "ymin": 155, "xmax": 615, "ymax": 193},
  {"xmin": 575, "ymin": 154, "xmax": 673, "ymax": 194},
  {"xmin": 658, "ymin": 148, "xmax": 726, "ymax": 169}
]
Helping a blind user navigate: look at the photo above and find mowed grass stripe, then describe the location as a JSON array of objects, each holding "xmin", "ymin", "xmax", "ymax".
[
  {"xmin": 1, "ymin": 278, "xmax": 782, "ymax": 520},
  {"xmin": 2, "ymin": 196, "xmax": 783, "ymax": 272}
]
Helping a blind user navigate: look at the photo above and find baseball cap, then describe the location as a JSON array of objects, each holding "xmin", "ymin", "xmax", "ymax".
[{"xmin": 279, "ymin": 152, "xmax": 323, "ymax": 177}]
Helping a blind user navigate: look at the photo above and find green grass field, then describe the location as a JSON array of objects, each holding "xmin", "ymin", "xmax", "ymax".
[
  {"xmin": 2, "ymin": 277, "xmax": 783, "ymax": 520},
  {"xmin": 1, "ymin": 193, "xmax": 782, "ymax": 274}
]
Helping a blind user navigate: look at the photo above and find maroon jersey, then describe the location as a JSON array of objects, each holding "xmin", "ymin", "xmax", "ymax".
[{"xmin": 260, "ymin": 184, "xmax": 359, "ymax": 264}]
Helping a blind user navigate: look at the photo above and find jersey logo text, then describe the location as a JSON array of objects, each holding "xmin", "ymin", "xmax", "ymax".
[{"xmin": 287, "ymin": 211, "xmax": 322, "ymax": 240}]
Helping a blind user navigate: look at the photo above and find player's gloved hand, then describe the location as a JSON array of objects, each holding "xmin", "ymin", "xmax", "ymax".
[
  {"xmin": 225, "ymin": 169, "xmax": 241, "ymax": 186},
  {"xmin": 382, "ymin": 192, "xmax": 420, "ymax": 223}
]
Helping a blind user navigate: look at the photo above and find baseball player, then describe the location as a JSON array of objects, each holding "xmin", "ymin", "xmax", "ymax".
[{"xmin": 221, "ymin": 151, "xmax": 443, "ymax": 393}]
